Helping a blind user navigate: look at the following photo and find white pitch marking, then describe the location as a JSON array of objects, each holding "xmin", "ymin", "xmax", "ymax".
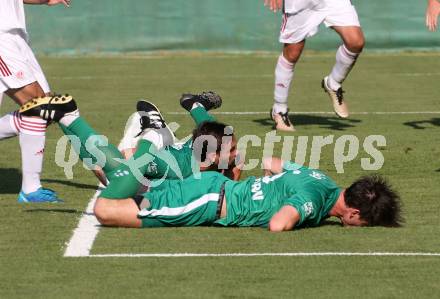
[
  {"xmin": 167, "ymin": 111, "xmax": 440, "ymax": 115},
  {"xmin": 87, "ymin": 252, "xmax": 440, "ymax": 258},
  {"xmin": 63, "ymin": 188, "xmax": 102, "ymax": 257}
]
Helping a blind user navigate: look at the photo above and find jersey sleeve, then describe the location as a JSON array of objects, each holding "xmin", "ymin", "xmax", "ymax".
[{"xmin": 282, "ymin": 191, "xmax": 323, "ymax": 227}]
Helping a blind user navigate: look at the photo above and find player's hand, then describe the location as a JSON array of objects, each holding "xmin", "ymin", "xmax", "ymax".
[
  {"xmin": 47, "ymin": 0, "xmax": 70, "ymax": 7},
  {"xmin": 426, "ymin": 0, "xmax": 440, "ymax": 31},
  {"xmin": 264, "ymin": 0, "xmax": 283, "ymax": 12}
]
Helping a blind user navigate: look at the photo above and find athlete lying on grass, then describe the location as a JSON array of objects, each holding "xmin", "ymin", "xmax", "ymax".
[{"xmin": 20, "ymin": 95, "xmax": 402, "ymax": 231}]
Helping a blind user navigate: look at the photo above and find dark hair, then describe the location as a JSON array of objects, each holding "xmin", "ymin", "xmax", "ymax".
[
  {"xmin": 192, "ymin": 121, "xmax": 233, "ymax": 163},
  {"xmin": 345, "ymin": 175, "xmax": 403, "ymax": 227}
]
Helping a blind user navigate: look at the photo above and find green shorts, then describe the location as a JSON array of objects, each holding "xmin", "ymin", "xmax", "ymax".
[{"xmin": 137, "ymin": 171, "xmax": 229, "ymax": 227}]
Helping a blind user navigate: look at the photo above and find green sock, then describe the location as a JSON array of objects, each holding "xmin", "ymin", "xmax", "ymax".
[
  {"xmin": 59, "ymin": 123, "xmax": 94, "ymax": 162},
  {"xmin": 104, "ymin": 139, "xmax": 158, "ymax": 180},
  {"xmin": 66, "ymin": 117, "xmax": 124, "ymax": 175},
  {"xmin": 131, "ymin": 139, "xmax": 159, "ymax": 175},
  {"xmin": 101, "ymin": 139, "xmax": 159, "ymax": 199},
  {"xmin": 190, "ymin": 106, "xmax": 215, "ymax": 125}
]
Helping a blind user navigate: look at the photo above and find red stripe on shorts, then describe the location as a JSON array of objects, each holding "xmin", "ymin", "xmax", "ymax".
[
  {"xmin": 13, "ymin": 112, "xmax": 21, "ymax": 131},
  {"xmin": 0, "ymin": 56, "xmax": 12, "ymax": 76},
  {"xmin": 281, "ymin": 14, "xmax": 288, "ymax": 33}
]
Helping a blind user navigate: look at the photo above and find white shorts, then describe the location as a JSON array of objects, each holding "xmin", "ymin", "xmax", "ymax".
[
  {"xmin": 279, "ymin": 0, "xmax": 361, "ymax": 44},
  {"xmin": 0, "ymin": 32, "xmax": 50, "ymax": 95}
]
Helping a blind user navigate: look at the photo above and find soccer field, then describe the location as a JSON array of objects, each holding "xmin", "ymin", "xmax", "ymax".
[{"xmin": 1, "ymin": 52, "xmax": 440, "ymax": 298}]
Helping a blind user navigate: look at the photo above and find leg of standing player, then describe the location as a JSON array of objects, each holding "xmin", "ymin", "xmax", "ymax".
[
  {"xmin": 321, "ymin": 1, "xmax": 364, "ymax": 118},
  {"xmin": 271, "ymin": 40, "xmax": 305, "ymax": 131},
  {"xmin": 271, "ymin": 7, "xmax": 324, "ymax": 132},
  {"xmin": 0, "ymin": 30, "xmax": 60, "ymax": 202}
]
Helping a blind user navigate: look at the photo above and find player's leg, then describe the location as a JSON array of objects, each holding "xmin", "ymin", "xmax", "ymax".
[
  {"xmin": 94, "ymin": 197, "xmax": 142, "ymax": 228},
  {"xmin": 272, "ymin": 9, "xmax": 324, "ymax": 131},
  {"xmin": 327, "ymin": 26, "xmax": 364, "ymax": 89},
  {"xmin": 322, "ymin": 2, "xmax": 364, "ymax": 118},
  {"xmin": 180, "ymin": 91, "xmax": 222, "ymax": 125},
  {"xmin": 271, "ymin": 41, "xmax": 305, "ymax": 132},
  {"xmin": 5, "ymin": 83, "xmax": 60, "ymax": 202},
  {"xmin": 0, "ymin": 32, "xmax": 62, "ymax": 202}
]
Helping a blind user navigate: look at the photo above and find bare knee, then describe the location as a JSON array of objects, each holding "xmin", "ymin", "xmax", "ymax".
[
  {"xmin": 94, "ymin": 197, "xmax": 142, "ymax": 228},
  {"xmin": 94, "ymin": 198, "xmax": 116, "ymax": 226},
  {"xmin": 345, "ymin": 38, "xmax": 365, "ymax": 53},
  {"xmin": 282, "ymin": 42, "xmax": 305, "ymax": 63}
]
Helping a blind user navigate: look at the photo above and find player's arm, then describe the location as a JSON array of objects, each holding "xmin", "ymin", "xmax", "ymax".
[
  {"xmin": 426, "ymin": 0, "xmax": 440, "ymax": 31},
  {"xmin": 23, "ymin": 0, "xmax": 70, "ymax": 7},
  {"xmin": 264, "ymin": 0, "xmax": 283, "ymax": 12},
  {"xmin": 269, "ymin": 205, "xmax": 300, "ymax": 232}
]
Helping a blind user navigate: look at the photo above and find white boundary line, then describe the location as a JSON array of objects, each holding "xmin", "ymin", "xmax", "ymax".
[
  {"xmin": 88, "ymin": 252, "xmax": 440, "ymax": 258},
  {"xmin": 64, "ymin": 189, "xmax": 101, "ymax": 257},
  {"xmin": 167, "ymin": 111, "xmax": 440, "ymax": 115}
]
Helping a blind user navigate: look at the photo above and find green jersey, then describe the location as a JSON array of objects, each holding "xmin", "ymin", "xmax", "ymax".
[
  {"xmin": 137, "ymin": 165, "xmax": 341, "ymax": 229},
  {"xmin": 215, "ymin": 166, "xmax": 341, "ymax": 228}
]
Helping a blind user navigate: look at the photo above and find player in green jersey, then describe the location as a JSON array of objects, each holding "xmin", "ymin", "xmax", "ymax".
[
  {"xmin": 92, "ymin": 155, "xmax": 402, "ymax": 230},
  {"xmin": 90, "ymin": 126, "xmax": 402, "ymax": 231}
]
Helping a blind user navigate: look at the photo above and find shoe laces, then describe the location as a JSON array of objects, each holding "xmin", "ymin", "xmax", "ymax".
[
  {"xmin": 279, "ymin": 110, "xmax": 292, "ymax": 126},
  {"xmin": 137, "ymin": 111, "xmax": 165, "ymax": 137},
  {"xmin": 336, "ymin": 88, "xmax": 345, "ymax": 105}
]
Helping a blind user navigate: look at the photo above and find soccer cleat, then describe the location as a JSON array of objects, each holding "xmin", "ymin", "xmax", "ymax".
[
  {"xmin": 321, "ymin": 77, "xmax": 349, "ymax": 118},
  {"xmin": 19, "ymin": 94, "xmax": 78, "ymax": 122},
  {"xmin": 136, "ymin": 100, "xmax": 175, "ymax": 148},
  {"xmin": 17, "ymin": 188, "xmax": 63, "ymax": 203},
  {"xmin": 271, "ymin": 109, "xmax": 295, "ymax": 132},
  {"xmin": 180, "ymin": 91, "xmax": 222, "ymax": 112}
]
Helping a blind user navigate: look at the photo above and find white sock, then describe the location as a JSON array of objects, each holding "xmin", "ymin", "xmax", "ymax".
[
  {"xmin": 273, "ymin": 54, "xmax": 295, "ymax": 114},
  {"xmin": 59, "ymin": 110, "xmax": 80, "ymax": 127},
  {"xmin": 141, "ymin": 129, "xmax": 163, "ymax": 149},
  {"xmin": 327, "ymin": 44, "xmax": 360, "ymax": 91},
  {"xmin": 18, "ymin": 116, "xmax": 47, "ymax": 194},
  {"xmin": 0, "ymin": 112, "xmax": 20, "ymax": 139}
]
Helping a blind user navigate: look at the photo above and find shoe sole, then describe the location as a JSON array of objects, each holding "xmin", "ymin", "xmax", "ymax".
[
  {"xmin": 179, "ymin": 94, "xmax": 193, "ymax": 111},
  {"xmin": 321, "ymin": 79, "xmax": 349, "ymax": 119},
  {"xmin": 137, "ymin": 99, "xmax": 161, "ymax": 115},
  {"xmin": 19, "ymin": 94, "xmax": 74, "ymax": 114},
  {"xmin": 180, "ymin": 92, "xmax": 222, "ymax": 111}
]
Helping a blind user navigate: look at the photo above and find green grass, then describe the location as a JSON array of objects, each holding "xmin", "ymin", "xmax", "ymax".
[{"xmin": 1, "ymin": 52, "xmax": 440, "ymax": 298}]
